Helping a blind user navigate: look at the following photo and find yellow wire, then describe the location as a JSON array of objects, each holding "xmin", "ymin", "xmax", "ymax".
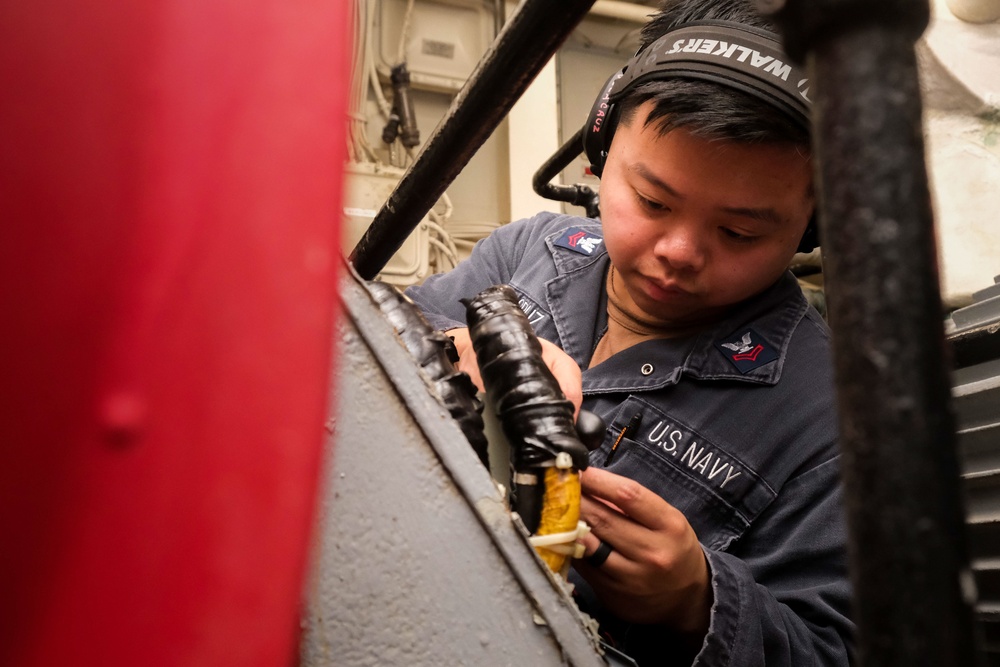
[{"xmin": 534, "ymin": 467, "xmax": 581, "ymax": 575}]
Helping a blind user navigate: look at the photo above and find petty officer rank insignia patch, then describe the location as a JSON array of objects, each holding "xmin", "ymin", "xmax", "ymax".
[
  {"xmin": 715, "ymin": 328, "xmax": 779, "ymax": 374},
  {"xmin": 554, "ymin": 228, "xmax": 603, "ymax": 256}
]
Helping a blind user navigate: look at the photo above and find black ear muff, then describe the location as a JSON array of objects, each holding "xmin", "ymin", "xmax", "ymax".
[
  {"xmin": 797, "ymin": 215, "xmax": 819, "ymax": 254},
  {"xmin": 583, "ymin": 70, "xmax": 625, "ymax": 179}
]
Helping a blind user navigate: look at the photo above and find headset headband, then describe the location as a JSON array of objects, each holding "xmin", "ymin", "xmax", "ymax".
[
  {"xmin": 585, "ymin": 21, "xmax": 813, "ymax": 177},
  {"xmin": 612, "ymin": 22, "xmax": 811, "ymax": 128}
]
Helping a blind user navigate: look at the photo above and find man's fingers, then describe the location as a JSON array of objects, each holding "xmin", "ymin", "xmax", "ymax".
[
  {"xmin": 446, "ymin": 327, "xmax": 486, "ymax": 392},
  {"xmin": 575, "ymin": 528, "xmax": 628, "ymax": 580},
  {"xmin": 539, "ymin": 338, "xmax": 583, "ymax": 416},
  {"xmin": 578, "ymin": 530, "xmax": 602, "ymax": 557},
  {"xmin": 580, "ymin": 493, "xmax": 653, "ymax": 563},
  {"xmin": 581, "ymin": 467, "xmax": 677, "ymax": 531},
  {"xmin": 457, "ymin": 347, "xmax": 485, "ymax": 392},
  {"xmin": 449, "ymin": 328, "xmax": 581, "ymax": 414}
]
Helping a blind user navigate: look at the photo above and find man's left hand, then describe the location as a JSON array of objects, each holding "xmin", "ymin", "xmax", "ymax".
[{"xmin": 574, "ymin": 467, "xmax": 713, "ymax": 638}]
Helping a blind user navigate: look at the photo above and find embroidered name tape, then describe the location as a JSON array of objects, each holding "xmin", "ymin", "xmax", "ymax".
[
  {"xmin": 715, "ymin": 327, "xmax": 778, "ymax": 373},
  {"xmin": 554, "ymin": 228, "xmax": 603, "ymax": 256}
]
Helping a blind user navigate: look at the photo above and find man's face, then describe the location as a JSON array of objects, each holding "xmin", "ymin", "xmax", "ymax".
[{"xmin": 599, "ymin": 101, "xmax": 814, "ymax": 327}]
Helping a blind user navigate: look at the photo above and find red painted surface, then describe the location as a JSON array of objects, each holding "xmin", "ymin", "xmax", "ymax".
[{"xmin": 0, "ymin": 1, "xmax": 349, "ymax": 665}]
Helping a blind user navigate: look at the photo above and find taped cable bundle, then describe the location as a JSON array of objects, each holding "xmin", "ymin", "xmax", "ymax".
[
  {"xmin": 368, "ymin": 281, "xmax": 490, "ymax": 467},
  {"xmin": 464, "ymin": 285, "xmax": 590, "ymax": 574}
]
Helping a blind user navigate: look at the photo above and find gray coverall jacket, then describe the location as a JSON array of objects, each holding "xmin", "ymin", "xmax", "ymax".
[{"xmin": 405, "ymin": 212, "xmax": 854, "ymax": 666}]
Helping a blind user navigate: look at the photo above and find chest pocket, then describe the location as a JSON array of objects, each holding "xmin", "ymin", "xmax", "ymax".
[
  {"xmin": 508, "ymin": 286, "xmax": 555, "ymax": 339},
  {"xmin": 591, "ymin": 398, "xmax": 777, "ymax": 551}
]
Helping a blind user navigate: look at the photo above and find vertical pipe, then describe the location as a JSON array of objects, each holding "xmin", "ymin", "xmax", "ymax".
[
  {"xmin": 530, "ymin": 127, "xmax": 600, "ymax": 218},
  {"xmin": 767, "ymin": 1, "xmax": 983, "ymax": 662},
  {"xmin": 349, "ymin": 0, "xmax": 598, "ymax": 279},
  {"xmin": 0, "ymin": 2, "xmax": 349, "ymax": 665}
]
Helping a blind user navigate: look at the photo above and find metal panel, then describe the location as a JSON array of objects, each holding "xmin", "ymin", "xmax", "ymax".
[{"xmin": 301, "ymin": 269, "xmax": 606, "ymax": 667}]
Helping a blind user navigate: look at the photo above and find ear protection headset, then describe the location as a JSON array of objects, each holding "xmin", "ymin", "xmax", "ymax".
[{"xmin": 583, "ymin": 20, "xmax": 818, "ymax": 253}]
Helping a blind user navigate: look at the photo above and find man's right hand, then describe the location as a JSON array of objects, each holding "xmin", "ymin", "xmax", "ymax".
[{"xmin": 446, "ymin": 327, "xmax": 583, "ymax": 417}]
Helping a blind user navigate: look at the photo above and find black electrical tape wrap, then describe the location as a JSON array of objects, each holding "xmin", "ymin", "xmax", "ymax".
[
  {"xmin": 463, "ymin": 285, "xmax": 590, "ymax": 472},
  {"xmin": 368, "ymin": 281, "xmax": 490, "ymax": 467}
]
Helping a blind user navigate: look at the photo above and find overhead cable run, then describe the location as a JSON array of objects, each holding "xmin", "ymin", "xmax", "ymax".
[{"xmin": 350, "ymin": 0, "xmax": 602, "ymax": 280}]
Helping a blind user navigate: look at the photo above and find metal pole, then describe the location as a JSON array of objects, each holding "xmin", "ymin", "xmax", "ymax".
[
  {"xmin": 531, "ymin": 128, "xmax": 600, "ymax": 219},
  {"xmin": 350, "ymin": 0, "xmax": 598, "ymax": 279},
  {"xmin": 761, "ymin": 1, "xmax": 982, "ymax": 664}
]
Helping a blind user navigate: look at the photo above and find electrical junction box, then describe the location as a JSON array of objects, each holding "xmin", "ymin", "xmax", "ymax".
[
  {"xmin": 342, "ymin": 162, "xmax": 430, "ymax": 287},
  {"xmin": 376, "ymin": 0, "xmax": 495, "ymax": 93}
]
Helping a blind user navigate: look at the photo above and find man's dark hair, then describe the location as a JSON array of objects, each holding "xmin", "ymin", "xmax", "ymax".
[{"xmin": 618, "ymin": 0, "xmax": 810, "ymax": 146}]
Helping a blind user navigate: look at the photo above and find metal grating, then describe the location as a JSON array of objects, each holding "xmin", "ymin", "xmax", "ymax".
[{"xmin": 951, "ymin": 274, "xmax": 1000, "ymax": 664}]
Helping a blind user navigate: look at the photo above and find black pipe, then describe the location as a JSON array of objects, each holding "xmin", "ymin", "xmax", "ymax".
[
  {"xmin": 464, "ymin": 284, "xmax": 590, "ymax": 533},
  {"xmin": 531, "ymin": 127, "xmax": 601, "ymax": 219},
  {"xmin": 761, "ymin": 1, "xmax": 982, "ymax": 665},
  {"xmin": 350, "ymin": 0, "xmax": 599, "ymax": 280},
  {"xmin": 367, "ymin": 280, "xmax": 489, "ymax": 468},
  {"xmin": 382, "ymin": 64, "xmax": 421, "ymax": 149}
]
